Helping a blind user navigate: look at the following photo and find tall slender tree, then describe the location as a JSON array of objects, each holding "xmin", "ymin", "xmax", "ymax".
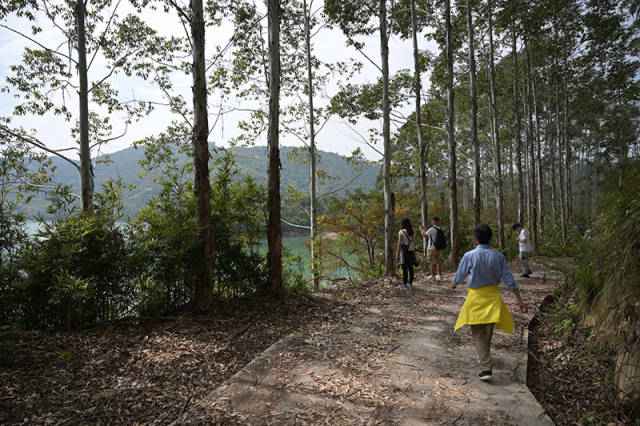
[
  {"xmin": 189, "ymin": 0, "xmax": 215, "ymax": 308},
  {"xmin": 466, "ymin": 0, "xmax": 480, "ymax": 227},
  {"xmin": 267, "ymin": 0, "xmax": 283, "ymax": 292},
  {"xmin": 445, "ymin": 0, "xmax": 459, "ymax": 265},
  {"xmin": 511, "ymin": 23, "xmax": 525, "ymax": 225},
  {"xmin": 410, "ymin": 0, "xmax": 429, "ymax": 251},
  {"xmin": 525, "ymin": 38, "xmax": 538, "ymax": 249},
  {"xmin": 302, "ymin": 0, "xmax": 319, "ymax": 290},
  {"xmin": 487, "ymin": 0, "xmax": 504, "ymax": 248},
  {"xmin": 379, "ymin": 0, "xmax": 394, "ymax": 275}
]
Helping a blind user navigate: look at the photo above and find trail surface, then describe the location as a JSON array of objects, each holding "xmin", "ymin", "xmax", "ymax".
[{"xmin": 178, "ymin": 264, "xmax": 559, "ymax": 425}]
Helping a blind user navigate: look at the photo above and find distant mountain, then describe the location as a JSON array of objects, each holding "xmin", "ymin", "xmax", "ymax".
[{"xmin": 25, "ymin": 145, "xmax": 380, "ymax": 217}]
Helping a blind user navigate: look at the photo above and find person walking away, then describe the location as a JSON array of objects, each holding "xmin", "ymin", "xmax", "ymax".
[
  {"xmin": 421, "ymin": 216, "xmax": 446, "ymax": 281},
  {"xmin": 452, "ymin": 224, "xmax": 527, "ymax": 381},
  {"xmin": 396, "ymin": 218, "xmax": 417, "ymax": 289},
  {"xmin": 512, "ymin": 223, "xmax": 533, "ymax": 277}
]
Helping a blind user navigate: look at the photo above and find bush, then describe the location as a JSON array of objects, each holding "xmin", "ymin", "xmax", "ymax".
[
  {"xmin": 18, "ymin": 211, "xmax": 133, "ymax": 329},
  {"xmin": 129, "ymin": 151, "xmax": 268, "ymax": 314}
]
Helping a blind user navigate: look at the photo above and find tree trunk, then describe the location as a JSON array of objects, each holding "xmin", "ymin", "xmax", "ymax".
[
  {"xmin": 445, "ymin": 0, "xmax": 459, "ymax": 266},
  {"xmin": 525, "ymin": 40, "xmax": 538, "ymax": 251},
  {"xmin": 75, "ymin": 0, "xmax": 93, "ymax": 213},
  {"xmin": 303, "ymin": 0, "xmax": 319, "ymax": 290},
  {"xmin": 466, "ymin": 0, "xmax": 480, "ymax": 227},
  {"xmin": 563, "ymin": 78, "xmax": 572, "ymax": 225},
  {"xmin": 411, "ymin": 0, "xmax": 428, "ymax": 254},
  {"xmin": 267, "ymin": 0, "xmax": 283, "ymax": 292},
  {"xmin": 556, "ymin": 80, "xmax": 567, "ymax": 243},
  {"xmin": 512, "ymin": 26, "xmax": 524, "ymax": 226},
  {"xmin": 548, "ymin": 111, "xmax": 558, "ymax": 225},
  {"xmin": 488, "ymin": 0, "xmax": 504, "ymax": 248},
  {"xmin": 533, "ymin": 74, "xmax": 544, "ymax": 239},
  {"xmin": 380, "ymin": 0, "xmax": 394, "ymax": 275},
  {"xmin": 190, "ymin": 0, "xmax": 214, "ymax": 309}
]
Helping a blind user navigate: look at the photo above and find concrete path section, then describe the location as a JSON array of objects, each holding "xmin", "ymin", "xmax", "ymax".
[{"xmin": 176, "ymin": 264, "xmax": 559, "ymax": 425}]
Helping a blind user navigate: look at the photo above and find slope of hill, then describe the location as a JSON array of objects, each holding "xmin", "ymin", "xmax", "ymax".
[{"xmin": 26, "ymin": 145, "xmax": 379, "ymax": 217}]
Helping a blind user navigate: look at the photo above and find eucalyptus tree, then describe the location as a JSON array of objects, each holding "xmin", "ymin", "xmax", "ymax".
[
  {"xmin": 1, "ymin": 0, "xmax": 161, "ymax": 213},
  {"xmin": 485, "ymin": 0, "xmax": 505, "ymax": 247},
  {"xmin": 266, "ymin": 0, "xmax": 283, "ymax": 292},
  {"xmin": 444, "ymin": 0, "xmax": 459, "ymax": 264},
  {"xmin": 324, "ymin": 0, "xmax": 397, "ymax": 275},
  {"xmin": 464, "ymin": 0, "xmax": 480, "ymax": 227}
]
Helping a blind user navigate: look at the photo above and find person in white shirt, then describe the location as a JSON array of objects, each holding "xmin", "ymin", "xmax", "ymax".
[
  {"xmin": 421, "ymin": 216, "xmax": 445, "ymax": 281},
  {"xmin": 512, "ymin": 223, "xmax": 533, "ymax": 277}
]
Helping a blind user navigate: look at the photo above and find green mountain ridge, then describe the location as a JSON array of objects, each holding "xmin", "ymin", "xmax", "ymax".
[{"xmin": 27, "ymin": 145, "xmax": 380, "ymax": 217}]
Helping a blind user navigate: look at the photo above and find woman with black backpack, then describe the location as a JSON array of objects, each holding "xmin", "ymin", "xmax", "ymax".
[{"xmin": 396, "ymin": 218, "xmax": 417, "ymax": 289}]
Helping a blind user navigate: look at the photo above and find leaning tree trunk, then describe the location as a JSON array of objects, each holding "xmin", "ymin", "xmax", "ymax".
[
  {"xmin": 410, "ymin": 0, "xmax": 428, "ymax": 254},
  {"xmin": 512, "ymin": 26, "xmax": 525, "ymax": 226},
  {"xmin": 445, "ymin": 0, "xmax": 459, "ymax": 265},
  {"xmin": 380, "ymin": 0, "xmax": 394, "ymax": 276},
  {"xmin": 303, "ymin": 0, "xmax": 319, "ymax": 290},
  {"xmin": 75, "ymin": 0, "xmax": 93, "ymax": 213},
  {"xmin": 488, "ymin": 0, "xmax": 504, "ymax": 248},
  {"xmin": 466, "ymin": 0, "xmax": 480, "ymax": 227},
  {"xmin": 267, "ymin": 0, "xmax": 283, "ymax": 293},
  {"xmin": 191, "ymin": 0, "xmax": 215, "ymax": 310}
]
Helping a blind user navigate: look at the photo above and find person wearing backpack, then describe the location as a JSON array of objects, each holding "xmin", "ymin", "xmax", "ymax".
[
  {"xmin": 396, "ymin": 218, "xmax": 417, "ymax": 289},
  {"xmin": 421, "ymin": 216, "xmax": 446, "ymax": 281}
]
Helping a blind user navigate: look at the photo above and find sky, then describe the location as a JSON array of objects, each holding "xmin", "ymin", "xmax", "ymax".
[{"xmin": 0, "ymin": 0, "xmax": 439, "ymax": 162}]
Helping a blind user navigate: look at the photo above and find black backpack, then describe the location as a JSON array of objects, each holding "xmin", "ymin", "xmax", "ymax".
[{"xmin": 432, "ymin": 226, "xmax": 447, "ymax": 250}]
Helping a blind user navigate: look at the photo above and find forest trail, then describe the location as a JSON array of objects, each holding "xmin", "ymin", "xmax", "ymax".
[{"xmin": 177, "ymin": 263, "xmax": 559, "ymax": 425}]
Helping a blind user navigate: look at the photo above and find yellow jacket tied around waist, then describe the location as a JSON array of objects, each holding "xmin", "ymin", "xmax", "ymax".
[{"xmin": 454, "ymin": 285, "xmax": 514, "ymax": 334}]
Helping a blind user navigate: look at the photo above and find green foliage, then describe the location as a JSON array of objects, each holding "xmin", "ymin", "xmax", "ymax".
[
  {"xmin": 130, "ymin": 150, "xmax": 268, "ymax": 314},
  {"xmin": 574, "ymin": 163, "xmax": 640, "ymax": 348},
  {"xmin": 18, "ymin": 209, "xmax": 132, "ymax": 329}
]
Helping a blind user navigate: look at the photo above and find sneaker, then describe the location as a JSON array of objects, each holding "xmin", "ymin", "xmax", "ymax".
[
  {"xmin": 436, "ymin": 274, "xmax": 442, "ymax": 281},
  {"xmin": 479, "ymin": 370, "xmax": 493, "ymax": 381},
  {"xmin": 521, "ymin": 273, "xmax": 530, "ymax": 278}
]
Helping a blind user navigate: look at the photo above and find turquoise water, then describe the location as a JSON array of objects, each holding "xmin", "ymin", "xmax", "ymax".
[{"xmin": 264, "ymin": 235, "xmax": 359, "ymax": 281}]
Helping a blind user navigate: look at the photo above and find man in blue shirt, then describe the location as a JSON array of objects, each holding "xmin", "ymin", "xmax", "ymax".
[{"xmin": 452, "ymin": 224, "xmax": 527, "ymax": 381}]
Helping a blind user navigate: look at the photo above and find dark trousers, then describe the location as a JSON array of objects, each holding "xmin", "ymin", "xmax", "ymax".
[{"xmin": 402, "ymin": 263, "xmax": 414, "ymax": 287}]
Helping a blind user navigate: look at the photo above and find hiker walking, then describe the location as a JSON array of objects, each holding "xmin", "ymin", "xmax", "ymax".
[
  {"xmin": 421, "ymin": 217, "xmax": 446, "ymax": 281},
  {"xmin": 512, "ymin": 223, "xmax": 533, "ymax": 278},
  {"xmin": 396, "ymin": 218, "xmax": 417, "ymax": 289},
  {"xmin": 452, "ymin": 224, "xmax": 527, "ymax": 382}
]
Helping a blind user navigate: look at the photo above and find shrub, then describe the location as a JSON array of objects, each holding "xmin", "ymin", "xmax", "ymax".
[{"xmin": 18, "ymin": 211, "xmax": 133, "ymax": 329}]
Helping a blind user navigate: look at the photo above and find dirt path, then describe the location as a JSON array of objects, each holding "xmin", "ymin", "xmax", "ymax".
[{"xmin": 176, "ymin": 264, "xmax": 559, "ymax": 425}]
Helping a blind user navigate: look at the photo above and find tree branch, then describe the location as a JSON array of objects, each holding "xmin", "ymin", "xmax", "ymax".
[
  {"xmin": 0, "ymin": 125, "xmax": 80, "ymax": 171},
  {"xmin": 0, "ymin": 24, "xmax": 77, "ymax": 64},
  {"xmin": 167, "ymin": 0, "xmax": 191, "ymax": 23},
  {"xmin": 88, "ymin": 0, "xmax": 123, "ymax": 70}
]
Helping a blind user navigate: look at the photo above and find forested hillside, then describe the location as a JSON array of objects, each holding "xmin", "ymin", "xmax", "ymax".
[{"xmin": 21, "ymin": 146, "xmax": 378, "ymax": 217}]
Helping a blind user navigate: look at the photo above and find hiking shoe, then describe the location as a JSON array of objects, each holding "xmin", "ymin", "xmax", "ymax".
[
  {"xmin": 521, "ymin": 273, "xmax": 531, "ymax": 278},
  {"xmin": 479, "ymin": 370, "xmax": 493, "ymax": 381}
]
